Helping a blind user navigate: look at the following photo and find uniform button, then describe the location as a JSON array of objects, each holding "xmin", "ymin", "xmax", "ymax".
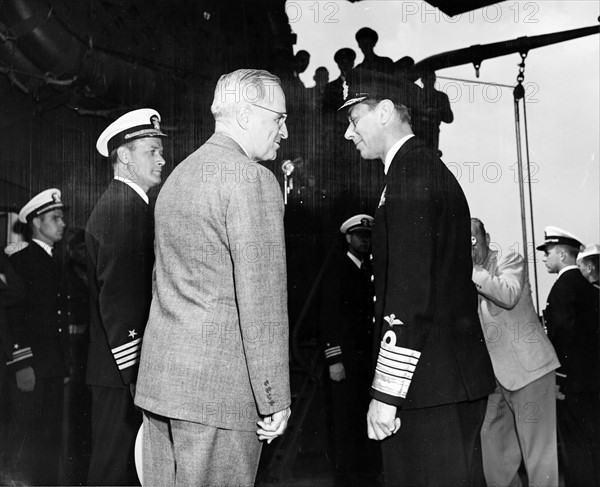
[
  {"xmin": 58, "ymin": 328, "xmax": 62, "ymax": 332},
  {"xmin": 67, "ymin": 295, "xmax": 71, "ymax": 300},
  {"xmin": 373, "ymin": 296, "xmax": 376, "ymax": 302},
  {"xmin": 57, "ymin": 310, "xmax": 62, "ymax": 315},
  {"xmin": 372, "ymin": 317, "xmax": 376, "ymax": 323},
  {"xmin": 370, "ymin": 275, "xmax": 374, "ymax": 282}
]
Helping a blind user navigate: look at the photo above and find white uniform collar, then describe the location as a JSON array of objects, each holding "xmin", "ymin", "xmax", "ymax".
[
  {"xmin": 32, "ymin": 238, "xmax": 53, "ymax": 256},
  {"xmin": 558, "ymin": 265, "xmax": 579, "ymax": 278},
  {"xmin": 384, "ymin": 134, "xmax": 414, "ymax": 175},
  {"xmin": 114, "ymin": 176, "xmax": 149, "ymax": 204},
  {"xmin": 346, "ymin": 251, "xmax": 363, "ymax": 269}
]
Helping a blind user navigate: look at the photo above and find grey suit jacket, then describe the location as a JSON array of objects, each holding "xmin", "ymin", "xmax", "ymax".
[
  {"xmin": 473, "ymin": 250, "xmax": 560, "ymax": 391},
  {"xmin": 135, "ymin": 133, "xmax": 290, "ymax": 432}
]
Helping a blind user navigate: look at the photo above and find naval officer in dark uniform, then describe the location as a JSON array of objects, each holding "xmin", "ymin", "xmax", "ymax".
[
  {"xmin": 5, "ymin": 188, "xmax": 69, "ymax": 485},
  {"xmin": 538, "ymin": 226, "xmax": 600, "ymax": 487},
  {"xmin": 339, "ymin": 71, "xmax": 495, "ymax": 487},
  {"xmin": 86, "ymin": 108, "xmax": 167, "ymax": 485},
  {"xmin": 321, "ymin": 214, "xmax": 380, "ymax": 486}
]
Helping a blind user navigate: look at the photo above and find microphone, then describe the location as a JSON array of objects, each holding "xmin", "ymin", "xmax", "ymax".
[{"xmin": 281, "ymin": 160, "xmax": 295, "ymax": 177}]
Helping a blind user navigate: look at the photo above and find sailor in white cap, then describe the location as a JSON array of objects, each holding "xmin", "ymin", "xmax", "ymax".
[
  {"xmin": 18, "ymin": 188, "xmax": 65, "ymax": 225},
  {"xmin": 538, "ymin": 226, "xmax": 600, "ymax": 487},
  {"xmin": 536, "ymin": 225, "xmax": 584, "ymax": 254},
  {"xmin": 577, "ymin": 243, "xmax": 600, "ymax": 288},
  {"xmin": 321, "ymin": 213, "xmax": 381, "ymax": 482},
  {"xmin": 5, "ymin": 188, "xmax": 69, "ymax": 484},
  {"xmin": 85, "ymin": 108, "xmax": 167, "ymax": 485}
]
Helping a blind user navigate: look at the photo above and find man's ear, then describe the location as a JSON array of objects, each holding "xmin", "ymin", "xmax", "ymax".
[
  {"xmin": 236, "ymin": 105, "xmax": 251, "ymax": 129},
  {"xmin": 116, "ymin": 146, "xmax": 130, "ymax": 165},
  {"xmin": 31, "ymin": 216, "xmax": 41, "ymax": 230},
  {"xmin": 485, "ymin": 233, "xmax": 491, "ymax": 247},
  {"xmin": 345, "ymin": 234, "xmax": 352, "ymax": 245},
  {"xmin": 378, "ymin": 99, "xmax": 395, "ymax": 124}
]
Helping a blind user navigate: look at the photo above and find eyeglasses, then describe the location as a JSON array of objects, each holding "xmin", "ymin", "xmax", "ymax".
[{"xmin": 251, "ymin": 103, "xmax": 287, "ymax": 127}]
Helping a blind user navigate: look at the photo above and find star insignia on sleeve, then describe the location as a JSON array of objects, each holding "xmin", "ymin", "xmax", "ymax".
[
  {"xmin": 384, "ymin": 314, "xmax": 404, "ymax": 327},
  {"xmin": 128, "ymin": 329, "xmax": 138, "ymax": 338}
]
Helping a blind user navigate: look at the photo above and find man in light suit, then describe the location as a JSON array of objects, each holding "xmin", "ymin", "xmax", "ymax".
[
  {"xmin": 135, "ymin": 69, "xmax": 291, "ymax": 487},
  {"xmin": 86, "ymin": 108, "xmax": 167, "ymax": 485},
  {"xmin": 471, "ymin": 218, "xmax": 560, "ymax": 487},
  {"xmin": 339, "ymin": 70, "xmax": 495, "ymax": 486}
]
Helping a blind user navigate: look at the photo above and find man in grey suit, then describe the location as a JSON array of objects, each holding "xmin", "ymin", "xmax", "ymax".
[
  {"xmin": 135, "ymin": 69, "xmax": 291, "ymax": 486},
  {"xmin": 471, "ymin": 218, "xmax": 560, "ymax": 487}
]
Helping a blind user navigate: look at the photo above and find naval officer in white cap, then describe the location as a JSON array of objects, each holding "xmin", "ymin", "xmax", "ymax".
[
  {"xmin": 537, "ymin": 225, "xmax": 600, "ymax": 487},
  {"xmin": 577, "ymin": 243, "xmax": 600, "ymax": 288},
  {"xmin": 85, "ymin": 108, "xmax": 167, "ymax": 486},
  {"xmin": 6, "ymin": 188, "xmax": 69, "ymax": 484},
  {"xmin": 321, "ymin": 213, "xmax": 381, "ymax": 484}
]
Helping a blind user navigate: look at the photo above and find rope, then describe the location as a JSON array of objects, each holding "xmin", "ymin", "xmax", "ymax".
[
  {"xmin": 522, "ymin": 89, "xmax": 541, "ymax": 313},
  {"xmin": 512, "ymin": 51, "xmax": 541, "ymax": 313}
]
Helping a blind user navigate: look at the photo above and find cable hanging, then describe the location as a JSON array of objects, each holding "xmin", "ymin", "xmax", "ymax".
[{"xmin": 513, "ymin": 51, "xmax": 540, "ymax": 313}]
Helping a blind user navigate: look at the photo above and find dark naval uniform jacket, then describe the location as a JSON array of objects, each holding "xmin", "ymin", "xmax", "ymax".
[
  {"xmin": 544, "ymin": 267, "xmax": 599, "ymax": 393},
  {"xmin": 321, "ymin": 249, "xmax": 374, "ymax": 370},
  {"xmin": 370, "ymin": 137, "xmax": 495, "ymax": 409},
  {"xmin": 1, "ymin": 254, "xmax": 25, "ymax": 385},
  {"xmin": 86, "ymin": 179, "xmax": 155, "ymax": 387},
  {"xmin": 7, "ymin": 241, "xmax": 69, "ymax": 378}
]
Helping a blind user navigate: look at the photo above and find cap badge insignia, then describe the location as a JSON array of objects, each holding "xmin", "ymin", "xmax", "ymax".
[
  {"xmin": 342, "ymin": 80, "xmax": 349, "ymax": 101},
  {"xmin": 52, "ymin": 192, "xmax": 61, "ymax": 203},
  {"xmin": 150, "ymin": 115, "xmax": 160, "ymax": 131}
]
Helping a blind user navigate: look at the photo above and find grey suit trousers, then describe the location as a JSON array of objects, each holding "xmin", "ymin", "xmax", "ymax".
[
  {"xmin": 481, "ymin": 372, "xmax": 558, "ymax": 487},
  {"xmin": 142, "ymin": 411, "xmax": 262, "ymax": 487}
]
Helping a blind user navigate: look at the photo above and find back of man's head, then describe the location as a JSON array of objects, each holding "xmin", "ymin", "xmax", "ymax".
[
  {"xmin": 295, "ymin": 50, "xmax": 310, "ymax": 73},
  {"xmin": 211, "ymin": 69, "xmax": 282, "ymax": 121},
  {"xmin": 556, "ymin": 244, "xmax": 579, "ymax": 263},
  {"xmin": 355, "ymin": 27, "xmax": 378, "ymax": 45},
  {"xmin": 579, "ymin": 255, "xmax": 599, "ymax": 283},
  {"xmin": 471, "ymin": 218, "xmax": 487, "ymax": 240}
]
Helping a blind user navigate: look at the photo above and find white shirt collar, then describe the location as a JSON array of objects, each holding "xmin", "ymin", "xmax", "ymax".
[
  {"xmin": 384, "ymin": 134, "xmax": 414, "ymax": 175},
  {"xmin": 558, "ymin": 265, "xmax": 579, "ymax": 278},
  {"xmin": 32, "ymin": 238, "xmax": 53, "ymax": 257},
  {"xmin": 114, "ymin": 176, "xmax": 149, "ymax": 204},
  {"xmin": 346, "ymin": 251, "xmax": 362, "ymax": 269}
]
